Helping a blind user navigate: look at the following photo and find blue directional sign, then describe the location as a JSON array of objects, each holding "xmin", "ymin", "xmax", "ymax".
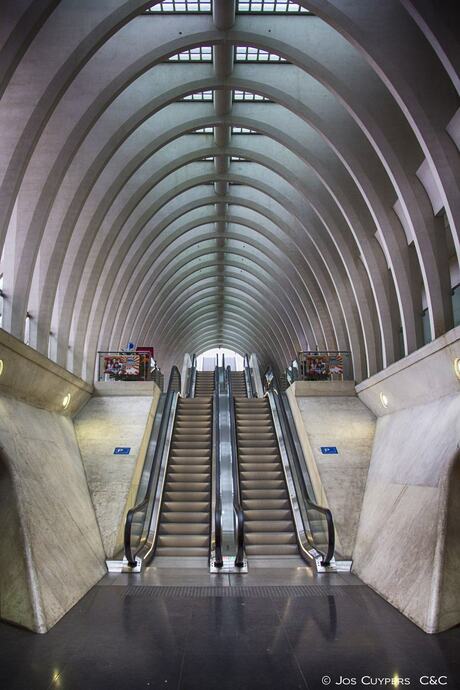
[
  {"xmin": 114, "ymin": 447, "xmax": 131, "ymax": 455},
  {"xmin": 320, "ymin": 446, "xmax": 338, "ymax": 455}
]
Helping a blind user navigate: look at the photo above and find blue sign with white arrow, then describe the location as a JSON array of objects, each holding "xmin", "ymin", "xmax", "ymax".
[
  {"xmin": 320, "ymin": 446, "xmax": 338, "ymax": 455},
  {"xmin": 114, "ymin": 447, "xmax": 131, "ymax": 455}
]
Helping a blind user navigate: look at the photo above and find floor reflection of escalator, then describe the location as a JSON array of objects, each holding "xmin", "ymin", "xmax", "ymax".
[
  {"xmin": 235, "ymin": 397, "xmax": 299, "ymax": 557},
  {"xmin": 155, "ymin": 397, "xmax": 212, "ymax": 557}
]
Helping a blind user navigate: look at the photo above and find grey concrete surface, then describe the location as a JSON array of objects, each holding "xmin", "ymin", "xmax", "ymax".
[
  {"xmin": 74, "ymin": 388, "xmax": 160, "ymax": 558},
  {"xmin": 0, "ymin": 327, "xmax": 92, "ymax": 416},
  {"xmin": 353, "ymin": 335, "xmax": 460, "ymax": 633},
  {"xmin": 287, "ymin": 383, "xmax": 376, "ymax": 558},
  {"xmin": 0, "ymin": 395, "xmax": 106, "ymax": 633}
]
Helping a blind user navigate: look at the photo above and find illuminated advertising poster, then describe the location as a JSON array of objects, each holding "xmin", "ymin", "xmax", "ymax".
[
  {"xmin": 305, "ymin": 355, "xmax": 329, "ymax": 380},
  {"xmin": 103, "ymin": 354, "xmax": 140, "ymax": 377},
  {"xmin": 328, "ymin": 353, "xmax": 344, "ymax": 377}
]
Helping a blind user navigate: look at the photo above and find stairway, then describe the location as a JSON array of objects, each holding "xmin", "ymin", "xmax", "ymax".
[
  {"xmin": 195, "ymin": 370, "xmax": 215, "ymax": 397},
  {"xmin": 230, "ymin": 370, "xmax": 247, "ymax": 398},
  {"xmin": 156, "ymin": 397, "xmax": 212, "ymax": 557},
  {"xmin": 235, "ymin": 397, "xmax": 298, "ymax": 557}
]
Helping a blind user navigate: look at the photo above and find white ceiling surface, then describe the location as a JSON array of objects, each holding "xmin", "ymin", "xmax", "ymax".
[{"xmin": 0, "ymin": 0, "xmax": 458, "ymax": 382}]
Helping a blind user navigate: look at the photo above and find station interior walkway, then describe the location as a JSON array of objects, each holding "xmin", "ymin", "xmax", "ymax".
[
  {"xmin": 0, "ymin": 0, "xmax": 459, "ymax": 688},
  {"xmin": 2, "ymin": 565, "xmax": 460, "ymax": 690}
]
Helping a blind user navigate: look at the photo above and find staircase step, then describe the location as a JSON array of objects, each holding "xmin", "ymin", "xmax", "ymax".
[
  {"xmin": 246, "ymin": 544, "xmax": 299, "ymax": 556},
  {"xmin": 163, "ymin": 501, "xmax": 210, "ymax": 512},
  {"xmin": 245, "ymin": 532, "xmax": 297, "ymax": 546},
  {"xmin": 244, "ymin": 509, "xmax": 292, "ymax": 520},
  {"xmin": 245, "ymin": 520, "xmax": 294, "ymax": 533},
  {"xmin": 162, "ymin": 512, "xmax": 209, "ymax": 523},
  {"xmin": 155, "ymin": 546, "xmax": 209, "ymax": 557},
  {"xmin": 164, "ymin": 491, "xmax": 209, "ymax": 501},
  {"xmin": 157, "ymin": 534, "xmax": 209, "ymax": 548},
  {"xmin": 160, "ymin": 523, "xmax": 209, "ymax": 535},
  {"xmin": 243, "ymin": 499, "xmax": 291, "ymax": 510}
]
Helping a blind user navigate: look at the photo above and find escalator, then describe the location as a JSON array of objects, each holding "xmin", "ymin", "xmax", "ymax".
[
  {"xmin": 121, "ymin": 355, "xmax": 336, "ymax": 573},
  {"xmin": 123, "ymin": 364, "xmax": 215, "ymax": 569},
  {"xmin": 235, "ymin": 397, "xmax": 298, "ymax": 557},
  {"xmin": 195, "ymin": 370, "xmax": 215, "ymax": 397},
  {"xmin": 230, "ymin": 364, "xmax": 337, "ymax": 569},
  {"xmin": 156, "ymin": 397, "xmax": 212, "ymax": 557},
  {"xmin": 230, "ymin": 370, "xmax": 247, "ymax": 398}
]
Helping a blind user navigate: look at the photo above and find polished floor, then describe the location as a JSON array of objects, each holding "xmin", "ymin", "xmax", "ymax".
[{"xmin": 1, "ymin": 567, "xmax": 459, "ymax": 690}]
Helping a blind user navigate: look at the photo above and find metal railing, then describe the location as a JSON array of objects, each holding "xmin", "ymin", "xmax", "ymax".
[
  {"xmin": 186, "ymin": 353, "xmax": 197, "ymax": 397},
  {"xmin": 265, "ymin": 367, "xmax": 335, "ymax": 567},
  {"xmin": 97, "ymin": 350, "xmax": 160, "ymax": 382},
  {"xmin": 227, "ymin": 365, "xmax": 245, "ymax": 567},
  {"xmin": 124, "ymin": 365, "xmax": 181, "ymax": 568},
  {"xmin": 287, "ymin": 351, "xmax": 353, "ymax": 385},
  {"xmin": 243, "ymin": 353, "xmax": 255, "ymax": 397},
  {"xmin": 211, "ymin": 365, "xmax": 223, "ymax": 568}
]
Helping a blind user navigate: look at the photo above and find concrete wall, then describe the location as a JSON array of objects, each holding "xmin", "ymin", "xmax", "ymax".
[
  {"xmin": 286, "ymin": 381, "xmax": 376, "ymax": 559},
  {"xmin": 0, "ymin": 328, "xmax": 92, "ymax": 414},
  {"xmin": 353, "ymin": 327, "xmax": 460, "ymax": 633},
  {"xmin": 0, "ymin": 399, "xmax": 106, "ymax": 634},
  {"xmin": 74, "ymin": 382, "xmax": 161, "ymax": 558},
  {"xmin": 0, "ymin": 329, "xmax": 105, "ymax": 634}
]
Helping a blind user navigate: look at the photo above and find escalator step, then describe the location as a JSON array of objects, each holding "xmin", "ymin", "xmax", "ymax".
[
  {"xmin": 160, "ymin": 523, "xmax": 209, "ymax": 536},
  {"xmin": 245, "ymin": 544, "xmax": 299, "ymax": 556}
]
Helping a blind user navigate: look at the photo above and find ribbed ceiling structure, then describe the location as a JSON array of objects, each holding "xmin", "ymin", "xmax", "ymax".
[{"xmin": 0, "ymin": 0, "xmax": 458, "ymax": 382}]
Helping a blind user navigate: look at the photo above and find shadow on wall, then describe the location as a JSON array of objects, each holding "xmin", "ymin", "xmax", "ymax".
[
  {"xmin": 0, "ymin": 451, "xmax": 37, "ymax": 631},
  {"xmin": 438, "ymin": 452, "xmax": 460, "ymax": 632},
  {"xmin": 352, "ymin": 393, "xmax": 460, "ymax": 634},
  {"xmin": 0, "ymin": 394, "xmax": 107, "ymax": 634}
]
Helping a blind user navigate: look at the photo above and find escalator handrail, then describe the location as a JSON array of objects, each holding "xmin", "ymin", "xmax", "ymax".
[
  {"xmin": 213, "ymin": 365, "xmax": 223, "ymax": 567},
  {"xmin": 124, "ymin": 365, "xmax": 181, "ymax": 566},
  {"xmin": 227, "ymin": 365, "xmax": 245, "ymax": 567},
  {"xmin": 187, "ymin": 353, "xmax": 197, "ymax": 398},
  {"xmin": 264, "ymin": 367, "xmax": 335, "ymax": 566},
  {"xmin": 243, "ymin": 353, "xmax": 255, "ymax": 398}
]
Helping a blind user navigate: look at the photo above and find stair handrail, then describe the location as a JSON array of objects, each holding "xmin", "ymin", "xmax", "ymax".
[
  {"xmin": 264, "ymin": 367, "xmax": 335, "ymax": 566},
  {"xmin": 124, "ymin": 365, "xmax": 181, "ymax": 567},
  {"xmin": 212, "ymin": 364, "xmax": 223, "ymax": 567},
  {"xmin": 226, "ymin": 365, "xmax": 245, "ymax": 567},
  {"xmin": 243, "ymin": 353, "xmax": 255, "ymax": 398},
  {"xmin": 187, "ymin": 353, "xmax": 197, "ymax": 398}
]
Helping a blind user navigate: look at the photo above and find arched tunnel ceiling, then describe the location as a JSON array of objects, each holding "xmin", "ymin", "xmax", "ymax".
[{"xmin": 0, "ymin": 0, "xmax": 458, "ymax": 381}]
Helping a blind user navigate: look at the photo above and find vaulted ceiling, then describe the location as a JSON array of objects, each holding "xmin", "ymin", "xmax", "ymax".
[{"xmin": 0, "ymin": 0, "xmax": 458, "ymax": 381}]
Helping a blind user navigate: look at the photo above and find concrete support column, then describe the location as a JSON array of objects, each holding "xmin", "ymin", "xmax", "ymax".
[{"xmin": 213, "ymin": 0, "xmax": 236, "ymax": 344}]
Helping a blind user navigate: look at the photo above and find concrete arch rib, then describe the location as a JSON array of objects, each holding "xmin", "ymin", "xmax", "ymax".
[
  {"xmin": 115, "ymin": 257, "xmax": 309, "ymax": 362},
  {"xmin": 1, "ymin": 14, "xmax": 454, "ymax": 360},
  {"xmin": 78, "ymin": 196, "xmax": 361, "ymax": 383},
  {"xmin": 153, "ymin": 298, "xmax": 291, "ymax": 362},
  {"xmin": 0, "ymin": 0, "xmax": 61, "ymax": 99},
  {"xmin": 152, "ymin": 296, "xmax": 288, "ymax": 367},
  {"xmin": 88, "ymin": 216, "xmax": 326, "ymax": 376},
  {"xmin": 81, "ymin": 141, "xmax": 370, "ymax": 370},
  {"xmin": 0, "ymin": 2, "xmax": 456, "ymax": 385},
  {"xmin": 138, "ymin": 272, "xmax": 301, "ymax": 361},
  {"xmin": 85, "ymin": 175, "xmax": 362, "ymax": 378},
  {"xmin": 20, "ymin": 70, "xmax": 398, "ymax": 370},
  {"xmin": 1, "ymin": 23, "xmax": 448, "ymax": 354},
  {"xmin": 299, "ymin": 0, "xmax": 460, "ymax": 258}
]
